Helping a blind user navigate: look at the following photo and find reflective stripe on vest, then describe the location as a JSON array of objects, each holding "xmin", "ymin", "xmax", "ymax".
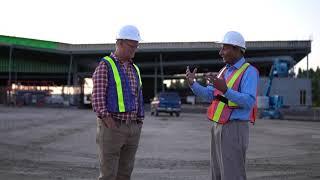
[
  {"xmin": 226, "ymin": 63, "xmax": 250, "ymax": 107},
  {"xmin": 133, "ymin": 64, "xmax": 142, "ymax": 87},
  {"xmin": 103, "ymin": 56, "xmax": 142, "ymax": 112},
  {"xmin": 208, "ymin": 63, "xmax": 250, "ymax": 123}
]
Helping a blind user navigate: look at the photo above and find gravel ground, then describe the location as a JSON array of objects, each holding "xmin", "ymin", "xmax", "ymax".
[{"xmin": 0, "ymin": 106, "xmax": 319, "ymax": 180}]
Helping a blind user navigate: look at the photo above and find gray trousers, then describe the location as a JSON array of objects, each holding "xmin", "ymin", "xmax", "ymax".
[
  {"xmin": 210, "ymin": 121, "xmax": 249, "ymax": 180},
  {"xmin": 96, "ymin": 118, "xmax": 142, "ymax": 180}
]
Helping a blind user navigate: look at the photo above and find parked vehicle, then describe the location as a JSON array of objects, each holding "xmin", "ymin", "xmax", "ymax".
[
  {"xmin": 46, "ymin": 95, "xmax": 64, "ymax": 105},
  {"xmin": 150, "ymin": 92, "xmax": 181, "ymax": 116}
]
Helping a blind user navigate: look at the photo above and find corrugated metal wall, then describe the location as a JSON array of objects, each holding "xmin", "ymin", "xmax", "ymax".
[
  {"xmin": 0, "ymin": 58, "xmax": 68, "ymax": 73},
  {"xmin": 0, "ymin": 57, "xmax": 9, "ymax": 72},
  {"xmin": 259, "ymin": 77, "xmax": 312, "ymax": 107}
]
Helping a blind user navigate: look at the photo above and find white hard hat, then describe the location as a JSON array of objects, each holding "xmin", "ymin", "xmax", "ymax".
[
  {"xmin": 116, "ymin": 25, "xmax": 141, "ymax": 42},
  {"xmin": 219, "ymin": 31, "xmax": 246, "ymax": 50}
]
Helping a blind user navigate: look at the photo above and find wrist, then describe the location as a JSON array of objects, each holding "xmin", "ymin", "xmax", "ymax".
[
  {"xmin": 188, "ymin": 78, "xmax": 195, "ymax": 85},
  {"xmin": 222, "ymin": 88, "xmax": 228, "ymax": 94}
]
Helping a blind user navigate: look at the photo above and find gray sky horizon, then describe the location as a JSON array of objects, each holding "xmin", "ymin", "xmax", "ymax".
[{"xmin": 1, "ymin": 0, "xmax": 319, "ymax": 71}]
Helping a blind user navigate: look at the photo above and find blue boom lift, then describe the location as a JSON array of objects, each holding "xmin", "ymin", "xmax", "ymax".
[{"xmin": 260, "ymin": 58, "xmax": 293, "ymax": 119}]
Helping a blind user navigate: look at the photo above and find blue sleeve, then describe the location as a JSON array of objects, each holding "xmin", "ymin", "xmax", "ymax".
[
  {"xmin": 190, "ymin": 82, "xmax": 214, "ymax": 102},
  {"xmin": 224, "ymin": 66, "xmax": 259, "ymax": 109}
]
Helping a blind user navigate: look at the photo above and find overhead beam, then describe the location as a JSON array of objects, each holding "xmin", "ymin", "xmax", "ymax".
[{"xmin": 137, "ymin": 56, "xmax": 294, "ymax": 68}]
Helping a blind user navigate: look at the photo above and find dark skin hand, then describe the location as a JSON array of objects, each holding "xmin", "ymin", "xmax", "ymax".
[
  {"xmin": 185, "ymin": 66, "xmax": 197, "ymax": 85},
  {"xmin": 204, "ymin": 72, "xmax": 215, "ymax": 85},
  {"xmin": 187, "ymin": 66, "xmax": 228, "ymax": 93},
  {"xmin": 206, "ymin": 75, "xmax": 228, "ymax": 93}
]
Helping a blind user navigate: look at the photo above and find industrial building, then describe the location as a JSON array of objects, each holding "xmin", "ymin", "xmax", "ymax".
[{"xmin": 0, "ymin": 35, "xmax": 311, "ymax": 107}]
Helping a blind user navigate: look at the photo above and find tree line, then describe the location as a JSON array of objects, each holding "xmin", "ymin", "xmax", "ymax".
[{"xmin": 297, "ymin": 67, "xmax": 320, "ymax": 106}]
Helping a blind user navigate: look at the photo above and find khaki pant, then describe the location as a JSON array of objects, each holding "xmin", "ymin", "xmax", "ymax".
[
  {"xmin": 96, "ymin": 118, "xmax": 142, "ymax": 180},
  {"xmin": 210, "ymin": 121, "xmax": 249, "ymax": 180}
]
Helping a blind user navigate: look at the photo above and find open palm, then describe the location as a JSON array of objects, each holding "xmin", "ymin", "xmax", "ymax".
[{"xmin": 186, "ymin": 66, "xmax": 197, "ymax": 85}]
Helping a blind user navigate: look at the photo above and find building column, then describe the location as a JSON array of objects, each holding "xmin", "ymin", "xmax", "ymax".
[
  {"xmin": 67, "ymin": 53, "xmax": 73, "ymax": 86},
  {"xmin": 7, "ymin": 46, "xmax": 13, "ymax": 105},
  {"xmin": 8, "ymin": 46, "xmax": 13, "ymax": 86},
  {"xmin": 72, "ymin": 59, "xmax": 78, "ymax": 86},
  {"xmin": 154, "ymin": 57, "xmax": 158, "ymax": 96},
  {"xmin": 66, "ymin": 53, "xmax": 74, "ymax": 105},
  {"xmin": 159, "ymin": 53, "xmax": 164, "ymax": 92}
]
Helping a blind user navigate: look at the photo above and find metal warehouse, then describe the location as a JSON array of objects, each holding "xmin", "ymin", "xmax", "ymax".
[{"xmin": 0, "ymin": 35, "xmax": 311, "ymax": 107}]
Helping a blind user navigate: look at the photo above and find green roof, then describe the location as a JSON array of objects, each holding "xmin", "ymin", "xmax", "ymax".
[{"xmin": 0, "ymin": 35, "xmax": 58, "ymax": 50}]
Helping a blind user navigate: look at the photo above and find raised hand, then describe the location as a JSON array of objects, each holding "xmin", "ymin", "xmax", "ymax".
[
  {"xmin": 186, "ymin": 66, "xmax": 197, "ymax": 85},
  {"xmin": 204, "ymin": 72, "xmax": 216, "ymax": 85},
  {"xmin": 212, "ymin": 76, "xmax": 228, "ymax": 93}
]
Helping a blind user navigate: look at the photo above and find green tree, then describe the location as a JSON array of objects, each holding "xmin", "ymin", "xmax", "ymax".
[{"xmin": 298, "ymin": 67, "xmax": 320, "ymax": 106}]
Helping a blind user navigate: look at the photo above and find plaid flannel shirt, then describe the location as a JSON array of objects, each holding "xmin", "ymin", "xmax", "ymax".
[{"xmin": 92, "ymin": 53, "xmax": 143, "ymax": 122}]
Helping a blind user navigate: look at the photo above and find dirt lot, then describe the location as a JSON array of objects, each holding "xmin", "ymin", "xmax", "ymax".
[{"xmin": 0, "ymin": 106, "xmax": 320, "ymax": 180}]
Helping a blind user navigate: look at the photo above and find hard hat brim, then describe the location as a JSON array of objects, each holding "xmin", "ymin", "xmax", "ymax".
[
  {"xmin": 116, "ymin": 36, "xmax": 141, "ymax": 42},
  {"xmin": 215, "ymin": 41, "xmax": 246, "ymax": 49}
]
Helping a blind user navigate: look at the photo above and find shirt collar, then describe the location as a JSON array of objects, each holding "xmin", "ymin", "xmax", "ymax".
[
  {"xmin": 110, "ymin": 52, "xmax": 133, "ymax": 64},
  {"xmin": 226, "ymin": 57, "xmax": 245, "ymax": 69}
]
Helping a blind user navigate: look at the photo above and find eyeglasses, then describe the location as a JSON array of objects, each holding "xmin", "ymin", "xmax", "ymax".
[{"xmin": 123, "ymin": 40, "xmax": 139, "ymax": 49}]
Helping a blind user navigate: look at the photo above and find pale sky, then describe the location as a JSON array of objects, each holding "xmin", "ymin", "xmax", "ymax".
[{"xmin": 1, "ymin": 0, "xmax": 319, "ymax": 71}]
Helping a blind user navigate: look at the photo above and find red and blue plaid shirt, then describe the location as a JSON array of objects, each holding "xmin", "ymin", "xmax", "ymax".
[{"xmin": 92, "ymin": 53, "xmax": 143, "ymax": 122}]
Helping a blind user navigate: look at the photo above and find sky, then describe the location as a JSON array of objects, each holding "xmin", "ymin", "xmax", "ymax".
[{"xmin": 1, "ymin": 0, "xmax": 319, "ymax": 71}]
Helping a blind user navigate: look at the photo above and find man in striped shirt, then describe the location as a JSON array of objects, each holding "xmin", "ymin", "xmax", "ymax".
[{"xmin": 92, "ymin": 25, "xmax": 144, "ymax": 180}]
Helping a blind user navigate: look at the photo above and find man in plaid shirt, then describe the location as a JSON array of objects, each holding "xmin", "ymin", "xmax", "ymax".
[{"xmin": 92, "ymin": 25, "xmax": 144, "ymax": 180}]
